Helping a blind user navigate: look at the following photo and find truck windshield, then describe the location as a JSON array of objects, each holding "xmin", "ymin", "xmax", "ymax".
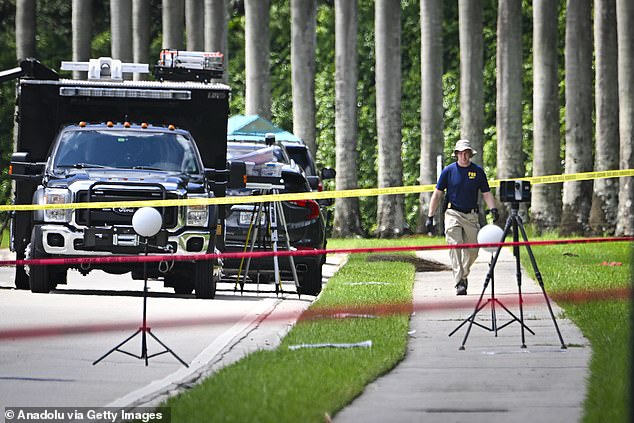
[{"xmin": 51, "ymin": 129, "xmax": 202, "ymax": 174}]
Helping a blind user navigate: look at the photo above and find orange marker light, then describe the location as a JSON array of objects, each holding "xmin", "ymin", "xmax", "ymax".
[
  {"xmin": 168, "ymin": 124, "xmax": 176, "ymax": 131},
  {"xmin": 141, "ymin": 122, "xmax": 148, "ymax": 129},
  {"xmin": 124, "ymin": 121, "xmax": 131, "ymax": 128},
  {"xmin": 79, "ymin": 121, "xmax": 87, "ymax": 127},
  {"xmin": 107, "ymin": 121, "xmax": 114, "ymax": 127}
]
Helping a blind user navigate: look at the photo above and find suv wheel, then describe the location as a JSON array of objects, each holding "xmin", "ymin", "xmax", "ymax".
[
  {"xmin": 298, "ymin": 262, "xmax": 323, "ymax": 296},
  {"xmin": 194, "ymin": 259, "xmax": 216, "ymax": 299}
]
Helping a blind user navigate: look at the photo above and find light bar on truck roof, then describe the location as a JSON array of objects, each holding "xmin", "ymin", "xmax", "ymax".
[
  {"xmin": 61, "ymin": 57, "xmax": 149, "ymax": 81},
  {"xmin": 59, "ymin": 86, "xmax": 192, "ymax": 100}
]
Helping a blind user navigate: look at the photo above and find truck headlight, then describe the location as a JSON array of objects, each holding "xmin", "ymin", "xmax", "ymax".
[
  {"xmin": 186, "ymin": 198, "xmax": 209, "ymax": 227},
  {"xmin": 43, "ymin": 188, "xmax": 72, "ymax": 223}
]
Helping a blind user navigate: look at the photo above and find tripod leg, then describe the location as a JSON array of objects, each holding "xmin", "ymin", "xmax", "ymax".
[
  {"xmin": 147, "ymin": 329, "xmax": 189, "ymax": 368},
  {"xmin": 490, "ymin": 260, "xmax": 498, "ymax": 336},
  {"xmin": 512, "ymin": 217, "xmax": 527, "ymax": 349},
  {"xmin": 448, "ymin": 298, "xmax": 492, "ymax": 337},
  {"xmin": 458, "ymin": 216, "xmax": 514, "ymax": 350},
  {"xmin": 236, "ymin": 202, "xmax": 260, "ymax": 292},
  {"xmin": 494, "ymin": 299, "xmax": 536, "ymax": 335},
  {"xmin": 516, "ymin": 217, "xmax": 567, "ymax": 349},
  {"xmin": 243, "ymin": 201, "xmax": 265, "ymax": 293},
  {"xmin": 92, "ymin": 328, "xmax": 142, "ymax": 365},
  {"xmin": 275, "ymin": 200, "xmax": 300, "ymax": 294},
  {"xmin": 269, "ymin": 201, "xmax": 283, "ymax": 295}
]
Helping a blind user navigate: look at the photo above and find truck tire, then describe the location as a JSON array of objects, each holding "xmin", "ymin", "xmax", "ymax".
[
  {"xmin": 173, "ymin": 276, "xmax": 194, "ymax": 295},
  {"xmin": 164, "ymin": 269, "xmax": 194, "ymax": 295},
  {"xmin": 194, "ymin": 259, "xmax": 216, "ymax": 299},
  {"xmin": 298, "ymin": 262, "xmax": 323, "ymax": 296},
  {"xmin": 15, "ymin": 250, "xmax": 30, "ymax": 290},
  {"xmin": 29, "ymin": 233, "xmax": 52, "ymax": 294},
  {"xmin": 50, "ymin": 268, "xmax": 68, "ymax": 289}
]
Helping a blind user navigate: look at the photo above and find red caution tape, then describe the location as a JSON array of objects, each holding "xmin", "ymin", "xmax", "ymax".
[
  {"xmin": 0, "ymin": 286, "xmax": 630, "ymax": 341},
  {"xmin": 0, "ymin": 236, "xmax": 631, "ymax": 268}
]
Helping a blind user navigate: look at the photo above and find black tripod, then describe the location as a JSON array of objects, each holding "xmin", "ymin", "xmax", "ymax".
[
  {"xmin": 93, "ymin": 239, "xmax": 189, "ymax": 367},
  {"xmin": 448, "ymin": 253, "xmax": 535, "ymax": 338},
  {"xmin": 455, "ymin": 202, "xmax": 567, "ymax": 350}
]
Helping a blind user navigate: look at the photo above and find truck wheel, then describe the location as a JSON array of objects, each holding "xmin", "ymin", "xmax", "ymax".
[
  {"xmin": 50, "ymin": 268, "xmax": 68, "ymax": 290},
  {"xmin": 164, "ymin": 270, "xmax": 194, "ymax": 295},
  {"xmin": 29, "ymin": 236, "xmax": 52, "ymax": 294},
  {"xmin": 14, "ymin": 250, "xmax": 30, "ymax": 290},
  {"xmin": 298, "ymin": 262, "xmax": 323, "ymax": 296},
  {"xmin": 194, "ymin": 260, "xmax": 216, "ymax": 299},
  {"xmin": 173, "ymin": 277, "xmax": 194, "ymax": 295}
]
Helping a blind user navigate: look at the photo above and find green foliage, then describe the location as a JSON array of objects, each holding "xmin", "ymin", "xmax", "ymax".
[{"xmin": 0, "ymin": 1, "xmax": 578, "ymax": 233}]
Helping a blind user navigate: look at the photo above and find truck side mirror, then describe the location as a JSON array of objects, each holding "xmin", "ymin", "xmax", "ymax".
[
  {"xmin": 320, "ymin": 168, "xmax": 336, "ymax": 180},
  {"xmin": 9, "ymin": 152, "xmax": 45, "ymax": 180},
  {"xmin": 227, "ymin": 160, "xmax": 247, "ymax": 189}
]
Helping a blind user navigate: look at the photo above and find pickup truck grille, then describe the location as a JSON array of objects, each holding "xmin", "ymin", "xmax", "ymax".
[{"xmin": 75, "ymin": 186, "xmax": 178, "ymax": 228}]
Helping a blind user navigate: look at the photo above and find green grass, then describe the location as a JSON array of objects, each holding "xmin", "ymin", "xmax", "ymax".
[
  {"xmin": 521, "ymin": 238, "xmax": 632, "ymax": 423},
  {"xmin": 160, "ymin": 234, "xmax": 631, "ymax": 422},
  {"xmin": 162, "ymin": 243, "xmax": 427, "ymax": 422}
]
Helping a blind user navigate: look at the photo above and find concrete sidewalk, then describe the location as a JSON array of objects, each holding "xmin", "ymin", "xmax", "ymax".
[{"xmin": 335, "ymin": 248, "xmax": 590, "ymax": 423}]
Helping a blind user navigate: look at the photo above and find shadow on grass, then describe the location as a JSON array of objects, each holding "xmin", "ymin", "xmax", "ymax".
[{"xmin": 366, "ymin": 254, "xmax": 451, "ymax": 272}]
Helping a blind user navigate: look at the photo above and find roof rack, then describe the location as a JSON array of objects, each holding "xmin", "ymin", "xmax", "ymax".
[{"xmin": 61, "ymin": 57, "xmax": 149, "ymax": 81}]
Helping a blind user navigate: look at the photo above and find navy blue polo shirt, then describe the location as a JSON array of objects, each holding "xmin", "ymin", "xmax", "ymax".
[{"xmin": 436, "ymin": 162, "xmax": 490, "ymax": 211}]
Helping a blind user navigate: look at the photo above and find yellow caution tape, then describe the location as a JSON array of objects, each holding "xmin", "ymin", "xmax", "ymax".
[{"xmin": 1, "ymin": 168, "xmax": 632, "ymax": 212}]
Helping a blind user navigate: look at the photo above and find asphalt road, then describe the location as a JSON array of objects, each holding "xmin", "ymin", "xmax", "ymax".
[{"xmin": 0, "ymin": 260, "xmax": 320, "ymax": 413}]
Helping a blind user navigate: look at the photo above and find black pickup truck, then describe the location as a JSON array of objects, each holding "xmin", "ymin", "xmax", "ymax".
[{"xmin": 2, "ymin": 56, "xmax": 231, "ymax": 298}]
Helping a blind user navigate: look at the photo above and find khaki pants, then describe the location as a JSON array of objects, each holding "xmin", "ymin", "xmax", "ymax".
[{"xmin": 444, "ymin": 209, "xmax": 480, "ymax": 285}]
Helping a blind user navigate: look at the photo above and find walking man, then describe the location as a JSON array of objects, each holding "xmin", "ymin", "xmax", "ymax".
[{"xmin": 426, "ymin": 139, "xmax": 498, "ymax": 295}]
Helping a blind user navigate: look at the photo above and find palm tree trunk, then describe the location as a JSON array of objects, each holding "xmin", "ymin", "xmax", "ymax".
[
  {"xmin": 590, "ymin": 0, "xmax": 620, "ymax": 235},
  {"xmin": 531, "ymin": 0, "xmax": 562, "ymax": 232},
  {"xmin": 16, "ymin": 0, "xmax": 36, "ymax": 60},
  {"xmin": 561, "ymin": 0, "xmax": 593, "ymax": 235},
  {"xmin": 111, "ymin": 0, "xmax": 133, "ymax": 62},
  {"xmin": 204, "ymin": 0, "xmax": 228, "ymax": 81},
  {"xmin": 133, "ymin": 0, "xmax": 150, "ymax": 81},
  {"xmin": 291, "ymin": 0, "xmax": 317, "ymax": 157},
  {"xmin": 186, "ymin": 0, "xmax": 204, "ymax": 50},
  {"xmin": 615, "ymin": 0, "xmax": 634, "ymax": 235},
  {"xmin": 332, "ymin": 0, "xmax": 363, "ymax": 237},
  {"xmin": 496, "ymin": 0, "xmax": 523, "ymax": 180},
  {"xmin": 418, "ymin": 0, "xmax": 443, "ymax": 232},
  {"xmin": 496, "ymin": 0, "xmax": 524, "ymax": 220},
  {"xmin": 163, "ymin": 0, "xmax": 185, "ymax": 49},
  {"xmin": 72, "ymin": 0, "xmax": 91, "ymax": 80},
  {"xmin": 245, "ymin": 0, "xmax": 271, "ymax": 119},
  {"xmin": 459, "ymin": 0, "xmax": 483, "ymax": 165},
  {"xmin": 375, "ymin": 0, "xmax": 405, "ymax": 238}
]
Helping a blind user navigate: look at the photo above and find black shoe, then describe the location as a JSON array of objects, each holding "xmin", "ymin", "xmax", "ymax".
[{"xmin": 455, "ymin": 278, "xmax": 468, "ymax": 296}]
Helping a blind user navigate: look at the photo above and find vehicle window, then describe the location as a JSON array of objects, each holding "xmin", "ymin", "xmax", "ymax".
[
  {"xmin": 227, "ymin": 145, "xmax": 289, "ymax": 164},
  {"xmin": 52, "ymin": 129, "xmax": 201, "ymax": 174},
  {"xmin": 285, "ymin": 146, "xmax": 316, "ymax": 176}
]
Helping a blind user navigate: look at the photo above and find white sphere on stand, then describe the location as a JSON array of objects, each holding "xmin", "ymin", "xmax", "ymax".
[
  {"xmin": 477, "ymin": 224, "xmax": 504, "ymax": 253},
  {"xmin": 132, "ymin": 207, "xmax": 163, "ymax": 237}
]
